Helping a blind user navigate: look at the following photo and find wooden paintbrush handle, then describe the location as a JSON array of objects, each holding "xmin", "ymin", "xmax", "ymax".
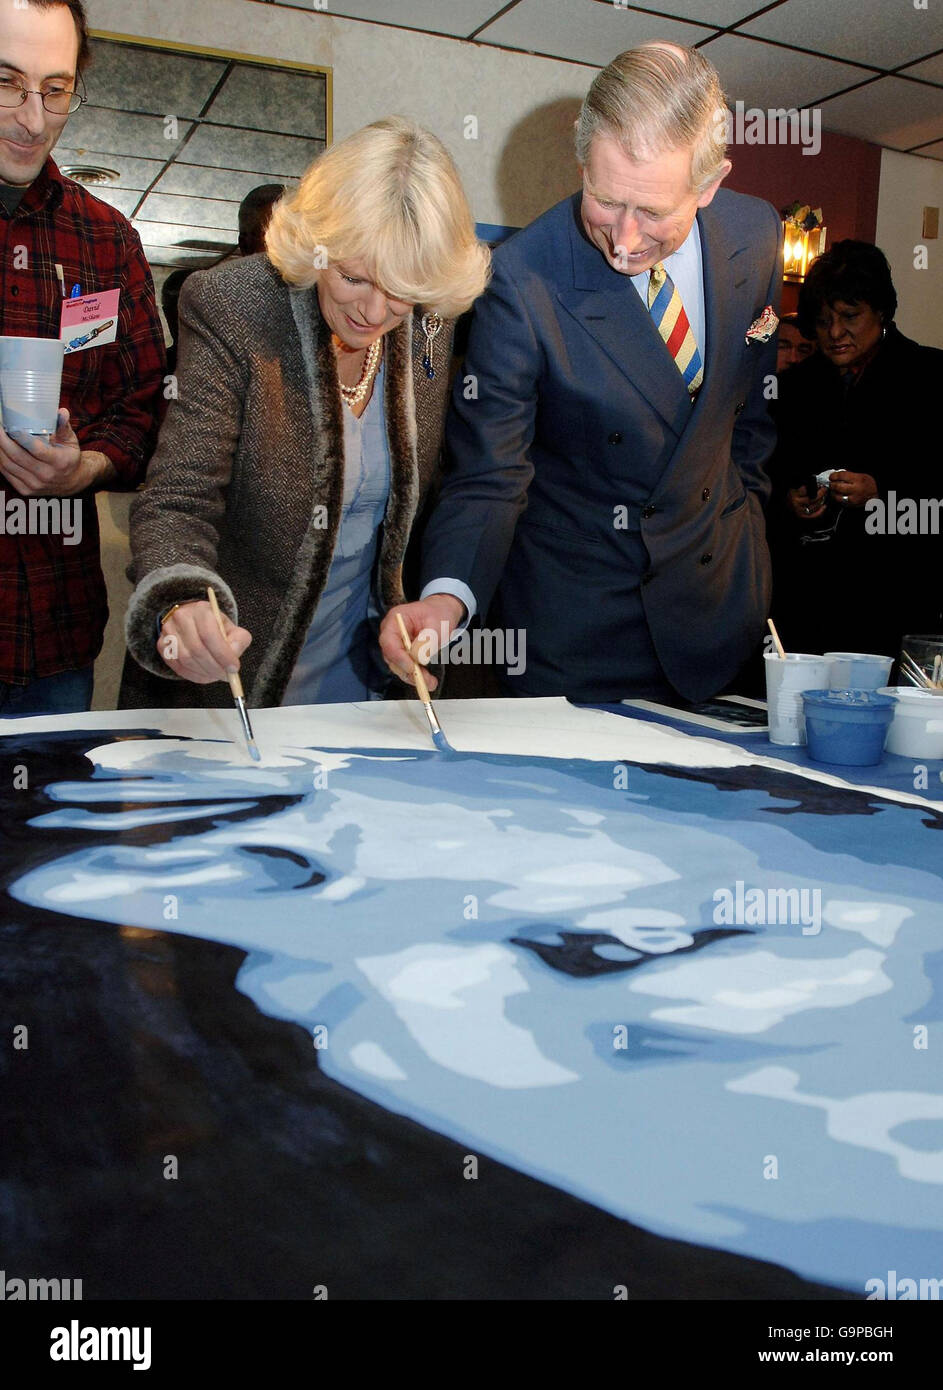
[
  {"xmin": 395, "ymin": 611, "xmax": 432, "ymax": 702},
  {"xmin": 206, "ymin": 585, "xmax": 242, "ymax": 694}
]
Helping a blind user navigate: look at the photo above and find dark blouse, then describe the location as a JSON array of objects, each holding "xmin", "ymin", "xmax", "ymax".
[{"xmin": 766, "ymin": 324, "xmax": 943, "ymax": 658}]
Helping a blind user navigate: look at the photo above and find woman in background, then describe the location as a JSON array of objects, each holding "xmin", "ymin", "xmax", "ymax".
[
  {"xmin": 122, "ymin": 117, "xmax": 489, "ymax": 708},
  {"xmin": 767, "ymin": 240, "xmax": 943, "ymax": 658}
]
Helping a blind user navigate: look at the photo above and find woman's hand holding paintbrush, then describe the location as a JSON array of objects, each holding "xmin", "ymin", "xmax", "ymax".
[{"xmin": 156, "ymin": 599, "xmax": 253, "ymax": 684}]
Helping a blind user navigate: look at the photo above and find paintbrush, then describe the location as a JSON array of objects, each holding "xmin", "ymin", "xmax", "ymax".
[
  {"xmin": 767, "ymin": 618, "xmax": 787, "ymax": 660},
  {"xmin": 206, "ymin": 586, "xmax": 261, "ymax": 762},
  {"xmin": 395, "ymin": 611, "xmax": 451, "ymax": 753}
]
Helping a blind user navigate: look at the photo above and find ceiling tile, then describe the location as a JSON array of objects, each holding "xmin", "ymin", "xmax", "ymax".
[
  {"xmin": 617, "ymin": 0, "xmax": 775, "ymax": 23},
  {"xmin": 132, "ymin": 219, "xmax": 234, "ymax": 249},
  {"xmin": 65, "ymin": 106, "xmax": 192, "ymax": 160},
  {"xmin": 909, "ymin": 139, "xmax": 943, "ymax": 160},
  {"xmin": 739, "ymin": 0, "xmax": 941, "ymax": 70},
  {"xmin": 138, "ymin": 193, "xmax": 240, "ymax": 232},
  {"xmin": 155, "ymin": 164, "xmax": 296, "ymax": 203},
  {"xmin": 181, "ymin": 124, "xmax": 323, "ymax": 178},
  {"xmin": 205, "ymin": 65, "xmax": 327, "ymax": 140},
  {"xmin": 700, "ymin": 33, "xmax": 871, "ymax": 109},
  {"xmin": 897, "ymin": 53, "xmax": 943, "ymax": 87},
  {"xmin": 80, "ymin": 186, "xmax": 141, "ymax": 219},
  {"xmin": 140, "ymin": 242, "xmax": 222, "ymax": 269},
  {"xmin": 277, "ymin": 0, "xmax": 503, "ymax": 36},
  {"xmin": 82, "ymin": 40, "xmax": 227, "ymax": 118},
  {"xmin": 817, "ymin": 77, "xmax": 943, "ymax": 149},
  {"xmin": 54, "ymin": 147, "xmax": 165, "ymax": 191},
  {"xmin": 478, "ymin": 0, "xmax": 709, "ymax": 66}
]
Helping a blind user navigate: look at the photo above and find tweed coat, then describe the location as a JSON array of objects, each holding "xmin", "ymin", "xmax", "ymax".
[{"xmin": 121, "ymin": 254, "xmax": 453, "ymax": 709}]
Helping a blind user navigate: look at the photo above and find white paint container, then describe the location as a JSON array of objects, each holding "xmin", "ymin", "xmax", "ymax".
[{"xmin": 878, "ymin": 686, "xmax": 943, "ymax": 758}]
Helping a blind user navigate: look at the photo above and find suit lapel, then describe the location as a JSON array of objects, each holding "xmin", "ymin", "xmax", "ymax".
[
  {"xmin": 688, "ymin": 200, "xmax": 751, "ymax": 428},
  {"xmin": 557, "ymin": 197, "xmax": 692, "ymax": 434},
  {"xmin": 699, "ymin": 200, "xmax": 731, "ymax": 383}
]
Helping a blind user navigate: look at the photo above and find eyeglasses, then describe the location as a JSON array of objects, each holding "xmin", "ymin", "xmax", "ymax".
[{"xmin": 0, "ymin": 79, "xmax": 85, "ymax": 115}]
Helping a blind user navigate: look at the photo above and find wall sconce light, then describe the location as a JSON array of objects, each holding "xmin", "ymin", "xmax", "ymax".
[{"xmin": 781, "ymin": 203, "xmax": 827, "ymax": 282}]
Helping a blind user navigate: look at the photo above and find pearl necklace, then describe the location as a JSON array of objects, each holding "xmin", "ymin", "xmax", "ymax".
[{"xmin": 335, "ymin": 337, "xmax": 382, "ymax": 408}]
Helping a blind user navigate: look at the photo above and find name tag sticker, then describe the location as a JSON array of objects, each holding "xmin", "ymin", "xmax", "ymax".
[{"xmin": 60, "ymin": 289, "xmax": 120, "ymax": 354}]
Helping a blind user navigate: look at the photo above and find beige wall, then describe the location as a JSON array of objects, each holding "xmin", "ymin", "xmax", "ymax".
[{"xmin": 876, "ymin": 149, "xmax": 943, "ymax": 351}]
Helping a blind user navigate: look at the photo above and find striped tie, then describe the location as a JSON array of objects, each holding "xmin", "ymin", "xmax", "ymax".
[{"xmin": 647, "ymin": 262, "xmax": 703, "ymax": 396}]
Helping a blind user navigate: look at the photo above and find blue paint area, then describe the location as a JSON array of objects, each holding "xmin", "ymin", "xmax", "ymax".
[{"xmin": 9, "ymin": 737, "xmax": 943, "ymax": 1292}]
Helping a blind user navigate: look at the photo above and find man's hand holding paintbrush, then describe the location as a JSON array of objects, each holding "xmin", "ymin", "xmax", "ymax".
[{"xmin": 379, "ymin": 594, "xmax": 465, "ymax": 691}]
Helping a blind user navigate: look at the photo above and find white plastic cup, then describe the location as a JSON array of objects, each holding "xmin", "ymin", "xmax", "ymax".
[
  {"xmin": 825, "ymin": 651, "xmax": 894, "ymax": 691},
  {"xmin": 878, "ymin": 685, "xmax": 943, "ymax": 758},
  {"xmin": 764, "ymin": 652, "xmax": 829, "ymax": 745},
  {"xmin": 0, "ymin": 336, "xmax": 64, "ymax": 442}
]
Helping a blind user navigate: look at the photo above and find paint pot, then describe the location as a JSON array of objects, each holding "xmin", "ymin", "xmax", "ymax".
[
  {"xmin": 824, "ymin": 652, "xmax": 893, "ymax": 691},
  {"xmin": 801, "ymin": 689, "xmax": 897, "ymax": 766},
  {"xmin": 877, "ymin": 685, "xmax": 943, "ymax": 759},
  {"xmin": 764, "ymin": 652, "xmax": 829, "ymax": 746}
]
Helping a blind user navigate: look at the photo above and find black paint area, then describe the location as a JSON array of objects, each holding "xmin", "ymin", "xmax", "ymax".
[{"xmin": 510, "ymin": 927, "xmax": 750, "ymax": 978}]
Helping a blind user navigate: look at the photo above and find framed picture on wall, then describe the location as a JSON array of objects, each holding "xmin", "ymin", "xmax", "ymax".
[{"xmin": 59, "ymin": 32, "xmax": 331, "ymax": 269}]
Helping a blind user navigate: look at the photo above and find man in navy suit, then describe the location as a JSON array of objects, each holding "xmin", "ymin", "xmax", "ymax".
[{"xmin": 382, "ymin": 41, "xmax": 781, "ymax": 704}]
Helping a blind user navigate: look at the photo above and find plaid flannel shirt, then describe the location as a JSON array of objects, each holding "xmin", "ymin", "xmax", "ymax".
[{"xmin": 0, "ymin": 157, "xmax": 166, "ymax": 684}]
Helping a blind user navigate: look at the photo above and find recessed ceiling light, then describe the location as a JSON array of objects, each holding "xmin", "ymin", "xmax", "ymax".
[{"xmin": 60, "ymin": 165, "xmax": 121, "ymax": 186}]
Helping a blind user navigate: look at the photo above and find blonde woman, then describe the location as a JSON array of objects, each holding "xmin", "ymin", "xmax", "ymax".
[{"xmin": 121, "ymin": 117, "xmax": 489, "ymax": 708}]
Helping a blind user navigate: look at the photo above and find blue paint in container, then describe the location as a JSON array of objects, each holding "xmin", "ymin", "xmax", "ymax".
[{"xmin": 802, "ymin": 688, "xmax": 897, "ymax": 766}]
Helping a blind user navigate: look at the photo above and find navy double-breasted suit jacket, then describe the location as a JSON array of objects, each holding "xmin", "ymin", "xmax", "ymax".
[{"xmin": 422, "ymin": 188, "xmax": 782, "ymax": 702}]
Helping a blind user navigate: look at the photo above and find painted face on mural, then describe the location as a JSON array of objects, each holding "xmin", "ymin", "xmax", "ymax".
[{"xmin": 8, "ymin": 726, "xmax": 942, "ymax": 1292}]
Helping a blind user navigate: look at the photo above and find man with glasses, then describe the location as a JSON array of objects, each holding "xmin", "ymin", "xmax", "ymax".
[{"xmin": 0, "ymin": 0, "xmax": 165, "ymax": 715}]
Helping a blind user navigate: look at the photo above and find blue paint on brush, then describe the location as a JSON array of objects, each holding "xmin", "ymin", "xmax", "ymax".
[{"xmin": 431, "ymin": 728, "xmax": 452, "ymax": 755}]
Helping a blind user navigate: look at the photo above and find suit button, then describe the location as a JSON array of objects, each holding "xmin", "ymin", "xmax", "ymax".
[
  {"xmin": 608, "ymin": 431, "xmax": 622, "ymax": 445},
  {"xmin": 734, "ymin": 400, "xmax": 745, "ymax": 414},
  {"xmin": 641, "ymin": 504, "xmax": 656, "ymax": 519},
  {"xmin": 701, "ymin": 488, "xmax": 711, "ymax": 501},
  {"xmin": 700, "ymin": 552, "xmax": 713, "ymax": 565}
]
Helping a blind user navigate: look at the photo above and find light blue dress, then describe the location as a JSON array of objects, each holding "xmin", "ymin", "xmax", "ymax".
[{"xmin": 282, "ymin": 360, "xmax": 392, "ymax": 705}]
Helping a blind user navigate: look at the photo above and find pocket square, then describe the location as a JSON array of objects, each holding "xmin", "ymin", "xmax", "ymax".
[{"xmin": 746, "ymin": 305, "xmax": 779, "ymax": 345}]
